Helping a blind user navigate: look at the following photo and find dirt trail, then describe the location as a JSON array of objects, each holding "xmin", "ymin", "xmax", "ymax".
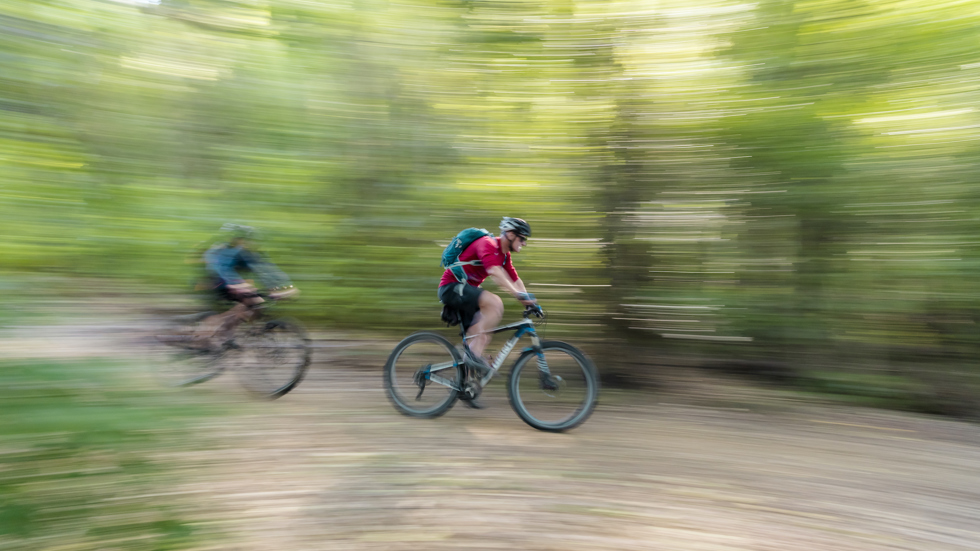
[
  {"xmin": 179, "ymin": 374, "xmax": 980, "ymax": 551},
  {"xmin": 14, "ymin": 316, "xmax": 980, "ymax": 550}
]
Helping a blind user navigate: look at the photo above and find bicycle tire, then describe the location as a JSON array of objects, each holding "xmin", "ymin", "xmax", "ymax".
[
  {"xmin": 235, "ymin": 318, "xmax": 311, "ymax": 399},
  {"xmin": 384, "ymin": 332, "xmax": 463, "ymax": 418},
  {"xmin": 154, "ymin": 311, "xmax": 226, "ymax": 387},
  {"xmin": 507, "ymin": 341, "xmax": 599, "ymax": 432}
]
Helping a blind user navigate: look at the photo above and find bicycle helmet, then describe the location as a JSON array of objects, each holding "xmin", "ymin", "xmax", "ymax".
[
  {"xmin": 499, "ymin": 217, "xmax": 531, "ymax": 238},
  {"xmin": 220, "ymin": 223, "xmax": 257, "ymax": 241}
]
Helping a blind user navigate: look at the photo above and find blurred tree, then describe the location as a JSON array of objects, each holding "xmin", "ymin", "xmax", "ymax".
[{"xmin": 1, "ymin": 0, "xmax": 980, "ymax": 410}]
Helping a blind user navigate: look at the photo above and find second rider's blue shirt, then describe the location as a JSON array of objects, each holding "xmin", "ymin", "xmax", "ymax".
[{"xmin": 203, "ymin": 244, "xmax": 290, "ymax": 289}]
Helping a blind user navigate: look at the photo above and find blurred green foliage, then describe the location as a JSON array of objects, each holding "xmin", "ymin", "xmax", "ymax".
[
  {"xmin": 0, "ymin": 359, "xmax": 226, "ymax": 549},
  {"xmin": 2, "ymin": 0, "xmax": 980, "ymax": 408}
]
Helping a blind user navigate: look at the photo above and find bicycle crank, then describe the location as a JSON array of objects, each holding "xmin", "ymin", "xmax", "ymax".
[{"xmin": 460, "ymin": 380, "xmax": 482, "ymax": 402}]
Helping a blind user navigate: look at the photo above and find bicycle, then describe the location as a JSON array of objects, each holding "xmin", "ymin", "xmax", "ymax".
[
  {"xmin": 153, "ymin": 291, "xmax": 311, "ymax": 399},
  {"xmin": 383, "ymin": 306, "xmax": 599, "ymax": 432}
]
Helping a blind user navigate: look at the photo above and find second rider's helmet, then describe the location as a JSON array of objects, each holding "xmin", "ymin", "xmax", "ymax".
[
  {"xmin": 500, "ymin": 217, "xmax": 531, "ymax": 238},
  {"xmin": 220, "ymin": 223, "xmax": 257, "ymax": 241}
]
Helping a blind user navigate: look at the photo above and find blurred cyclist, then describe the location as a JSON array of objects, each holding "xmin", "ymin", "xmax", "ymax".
[
  {"xmin": 194, "ymin": 224, "xmax": 297, "ymax": 349},
  {"xmin": 439, "ymin": 217, "xmax": 538, "ymax": 379}
]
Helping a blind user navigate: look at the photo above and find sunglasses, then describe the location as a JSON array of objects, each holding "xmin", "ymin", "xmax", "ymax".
[{"xmin": 512, "ymin": 233, "xmax": 528, "ymax": 244}]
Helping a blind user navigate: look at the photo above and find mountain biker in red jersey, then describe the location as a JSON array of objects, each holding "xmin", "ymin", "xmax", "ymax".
[{"xmin": 438, "ymin": 217, "xmax": 538, "ymax": 376}]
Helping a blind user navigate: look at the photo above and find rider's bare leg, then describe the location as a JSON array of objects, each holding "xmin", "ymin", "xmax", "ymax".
[
  {"xmin": 467, "ymin": 291, "xmax": 503, "ymax": 358},
  {"xmin": 197, "ymin": 296, "xmax": 264, "ymax": 343}
]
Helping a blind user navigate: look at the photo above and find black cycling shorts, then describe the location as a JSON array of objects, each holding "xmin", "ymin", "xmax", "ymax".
[{"xmin": 438, "ymin": 283, "xmax": 483, "ymax": 331}]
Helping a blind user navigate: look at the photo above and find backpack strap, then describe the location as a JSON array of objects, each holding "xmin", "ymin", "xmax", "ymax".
[
  {"xmin": 443, "ymin": 232, "xmax": 494, "ymax": 283},
  {"xmin": 448, "ymin": 260, "xmax": 483, "ymax": 268},
  {"xmin": 447, "ymin": 259, "xmax": 482, "ymax": 283}
]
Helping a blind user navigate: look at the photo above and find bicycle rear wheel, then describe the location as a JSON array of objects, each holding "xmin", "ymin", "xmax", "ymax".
[
  {"xmin": 384, "ymin": 332, "xmax": 463, "ymax": 418},
  {"xmin": 159, "ymin": 349, "xmax": 226, "ymax": 387},
  {"xmin": 153, "ymin": 312, "xmax": 226, "ymax": 387},
  {"xmin": 235, "ymin": 318, "xmax": 311, "ymax": 399},
  {"xmin": 507, "ymin": 341, "xmax": 599, "ymax": 432}
]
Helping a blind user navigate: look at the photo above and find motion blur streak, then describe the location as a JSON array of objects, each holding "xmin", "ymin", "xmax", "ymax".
[
  {"xmin": 3, "ymin": 0, "xmax": 980, "ymax": 395},
  {"xmin": 3, "ymin": 0, "xmax": 980, "ymax": 402}
]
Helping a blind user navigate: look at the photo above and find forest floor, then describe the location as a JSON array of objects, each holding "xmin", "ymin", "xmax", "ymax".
[{"xmin": 2, "ymin": 297, "xmax": 980, "ymax": 550}]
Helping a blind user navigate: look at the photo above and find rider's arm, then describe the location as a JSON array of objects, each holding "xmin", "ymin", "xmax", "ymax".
[
  {"xmin": 487, "ymin": 266, "xmax": 536, "ymax": 305},
  {"xmin": 514, "ymin": 278, "xmax": 528, "ymax": 294},
  {"xmin": 501, "ymin": 251, "xmax": 533, "ymax": 302},
  {"xmin": 241, "ymin": 250, "xmax": 292, "ymax": 289}
]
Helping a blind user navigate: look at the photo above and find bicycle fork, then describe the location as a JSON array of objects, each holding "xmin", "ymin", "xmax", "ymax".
[
  {"xmin": 530, "ymin": 334, "xmax": 551, "ymax": 376},
  {"xmin": 493, "ymin": 330, "xmax": 558, "ymax": 392},
  {"xmin": 530, "ymin": 334, "xmax": 561, "ymax": 392}
]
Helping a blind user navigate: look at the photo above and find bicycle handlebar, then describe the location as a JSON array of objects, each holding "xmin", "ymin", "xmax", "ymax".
[
  {"xmin": 523, "ymin": 304, "xmax": 545, "ymax": 319},
  {"xmin": 247, "ymin": 286, "xmax": 299, "ymax": 309},
  {"xmin": 267, "ymin": 286, "xmax": 298, "ymax": 301}
]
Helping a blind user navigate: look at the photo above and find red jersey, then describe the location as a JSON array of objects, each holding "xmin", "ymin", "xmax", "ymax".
[{"xmin": 439, "ymin": 235, "xmax": 520, "ymax": 287}]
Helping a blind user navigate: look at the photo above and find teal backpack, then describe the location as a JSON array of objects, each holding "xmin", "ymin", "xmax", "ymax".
[{"xmin": 441, "ymin": 228, "xmax": 492, "ymax": 283}]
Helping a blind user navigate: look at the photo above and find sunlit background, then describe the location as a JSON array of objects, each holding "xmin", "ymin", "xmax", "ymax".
[{"xmin": 3, "ymin": 0, "xmax": 980, "ymax": 548}]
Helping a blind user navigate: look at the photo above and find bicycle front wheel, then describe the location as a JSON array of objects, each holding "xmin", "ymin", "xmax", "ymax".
[
  {"xmin": 384, "ymin": 332, "xmax": 463, "ymax": 418},
  {"xmin": 235, "ymin": 318, "xmax": 311, "ymax": 399},
  {"xmin": 507, "ymin": 341, "xmax": 599, "ymax": 432}
]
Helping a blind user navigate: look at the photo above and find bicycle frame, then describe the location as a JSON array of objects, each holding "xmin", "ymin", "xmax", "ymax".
[{"xmin": 422, "ymin": 317, "xmax": 545, "ymax": 392}]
